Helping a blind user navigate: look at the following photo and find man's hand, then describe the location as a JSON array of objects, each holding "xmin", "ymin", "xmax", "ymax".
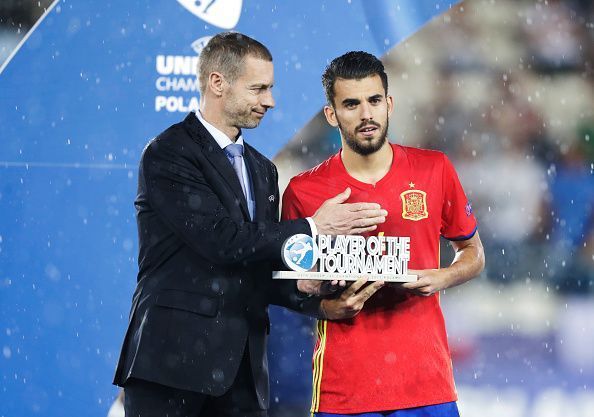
[
  {"xmin": 398, "ymin": 269, "xmax": 446, "ymax": 297},
  {"xmin": 398, "ymin": 232, "xmax": 485, "ymax": 297},
  {"xmin": 320, "ymin": 278, "xmax": 384, "ymax": 320},
  {"xmin": 312, "ymin": 188, "xmax": 387, "ymax": 235}
]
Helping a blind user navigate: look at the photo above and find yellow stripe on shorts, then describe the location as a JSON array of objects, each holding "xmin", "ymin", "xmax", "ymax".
[{"xmin": 310, "ymin": 319, "xmax": 328, "ymax": 413}]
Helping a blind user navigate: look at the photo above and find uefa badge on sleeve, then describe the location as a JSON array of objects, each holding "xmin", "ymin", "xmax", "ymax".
[{"xmin": 273, "ymin": 234, "xmax": 417, "ymax": 282}]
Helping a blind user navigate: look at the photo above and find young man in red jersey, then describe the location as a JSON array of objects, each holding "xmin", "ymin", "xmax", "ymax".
[{"xmin": 282, "ymin": 52, "xmax": 485, "ymax": 417}]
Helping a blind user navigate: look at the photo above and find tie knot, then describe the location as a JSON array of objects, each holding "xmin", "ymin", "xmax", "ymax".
[{"xmin": 225, "ymin": 143, "xmax": 244, "ymax": 158}]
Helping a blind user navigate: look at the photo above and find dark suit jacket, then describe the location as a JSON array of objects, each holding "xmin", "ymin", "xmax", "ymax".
[{"xmin": 113, "ymin": 113, "xmax": 313, "ymax": 408}]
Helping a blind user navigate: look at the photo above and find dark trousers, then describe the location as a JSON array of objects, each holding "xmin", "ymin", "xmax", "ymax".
[{"xmin": 124, "ymin": 347, "xmax": 266, "ymax": 417}]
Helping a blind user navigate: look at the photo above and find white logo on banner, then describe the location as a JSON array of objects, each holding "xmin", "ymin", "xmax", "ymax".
[
  {"xmin": 176, "ymin": 0, "xmax": 242, "ymax": 29},
  {"xmin": 154, "ymin": 36, "xmax": 213, "ymax": 113},
  {"xmin": 191, "ymin": 35, "xmax": 213, "ymax": 55}
]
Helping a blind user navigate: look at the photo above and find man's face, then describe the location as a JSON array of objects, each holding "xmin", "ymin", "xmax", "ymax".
[
  {"xmin": 324, "ymin": 74, "xmax": 393, "ymax": 156},
  {"xmin": 222, "ymin": 56, "xmax": 275, "ymax": 130}
]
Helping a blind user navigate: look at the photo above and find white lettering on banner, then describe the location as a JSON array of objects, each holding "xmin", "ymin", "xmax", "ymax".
[
  {"xmin": 154, "ymin": 54, "xmax": 201, "ymax": 113},
  {"xmin": 155, "ymin": 55, "xmax": 199, "ymax": 75},
  {"xmin": 155, "ymin": 96, "xmax": 199, "ymax": 112},
  {"xmin": 155, "ymin": 77, "xmax": 200, "ymax": 92},
  {"xmin": 153, "ymin": 40, "xmax": 210, "ymax": 113}
]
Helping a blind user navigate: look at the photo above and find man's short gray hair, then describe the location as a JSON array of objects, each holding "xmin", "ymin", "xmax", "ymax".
[{"xmin": 198, "ymin": 32, "xmax": 272, "ymax": 94}]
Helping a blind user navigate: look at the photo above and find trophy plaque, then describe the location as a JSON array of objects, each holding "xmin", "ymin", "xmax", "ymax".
[{"xmin": 272, "ymin": 234, "xmax": 417, "ymax": 282}]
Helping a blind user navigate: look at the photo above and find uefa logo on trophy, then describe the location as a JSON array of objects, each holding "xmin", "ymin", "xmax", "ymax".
[{"xmin": 282, "ymin": 234, "xmax": 319, "ymax": 272}]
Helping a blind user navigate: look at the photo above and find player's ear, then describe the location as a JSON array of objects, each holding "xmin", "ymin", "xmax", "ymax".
[
  {"xmin": 323, "ymin": 105, "xmax": 339, "ymax": 128},
  {"xmin": 387, "ymin": 94, "xmax": 394, "ymax": 116}
]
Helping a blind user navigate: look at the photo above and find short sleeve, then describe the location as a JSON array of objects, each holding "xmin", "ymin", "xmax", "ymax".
[
  {"xmin": 440, "ymin": 155, "xmax": 477, "ymax": 240},
  {"xmin": 281, "ymin": 180, "xmax": 306, "ymax": 221}
]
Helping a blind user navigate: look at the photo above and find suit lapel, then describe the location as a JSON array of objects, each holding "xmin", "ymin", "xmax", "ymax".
[
  {"xmin": 244, "ymin": 144, "xmax": 269, "ymax": 222},
  {"xmin": 183, "ymin": 113, "xmax": 251, "ymax": 220}
]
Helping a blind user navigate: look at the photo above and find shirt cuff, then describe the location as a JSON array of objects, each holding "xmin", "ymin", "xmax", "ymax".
[
  {"xmin": 305, "ymin": 217, "xmax": 317, "ymax": 237},
  {"xmin": 298, "ymin": 294, "xmax": 325, "ymax": 319}
]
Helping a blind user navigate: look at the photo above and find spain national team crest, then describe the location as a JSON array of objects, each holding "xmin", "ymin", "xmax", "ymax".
[{"xmin": 400, "ymin": 189, "xmax": 429, "ymax": 221}]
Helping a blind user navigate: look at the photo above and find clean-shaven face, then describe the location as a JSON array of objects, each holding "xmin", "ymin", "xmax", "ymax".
[{"xmin": 223, "ymin": 55, "xmax": 275, "ymax": 130}]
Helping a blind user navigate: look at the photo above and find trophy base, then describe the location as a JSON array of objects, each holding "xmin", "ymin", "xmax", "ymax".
[{"xmin": 272, "ymin": 271, "xmax": 417, "ymax": 282}]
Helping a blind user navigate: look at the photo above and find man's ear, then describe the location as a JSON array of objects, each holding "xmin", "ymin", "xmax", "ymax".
[
  {"xmin": 323, "ymin": 105, "xmax": 339, "ymax": 128},
  {"xmin": 387, "ymin": 94, "xmax": 394, "ymax": 116},
  {"xmin": 208, "ymin": 72, "xmax": 225, "ymax": 97}
]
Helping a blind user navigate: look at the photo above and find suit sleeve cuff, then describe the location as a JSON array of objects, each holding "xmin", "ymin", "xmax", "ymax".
[
  {"xmin": 298, "ymin": 295, "xmax": 325, "ymax": 319},
  {"xmin": 305, "ymin": 217, "xmax": 317, "ymax": 237}
]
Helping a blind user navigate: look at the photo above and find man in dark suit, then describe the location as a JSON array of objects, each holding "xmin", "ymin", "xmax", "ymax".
[{"xmin": 113, "ymin": 32, "xmax": 387, "ymax": 417}]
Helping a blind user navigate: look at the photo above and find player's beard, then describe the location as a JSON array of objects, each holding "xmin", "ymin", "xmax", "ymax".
[{"xmin": 338, "ymin": 114, "xmax": 389, "ymax": 156}]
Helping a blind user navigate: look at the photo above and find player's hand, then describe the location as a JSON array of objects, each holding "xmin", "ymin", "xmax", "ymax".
[
  {"xmin": 311, "ymin": 188, "xmax": 387, "ymax": 235},
  {"xmin": 297, "ymin": 279, "xmax": 347, "ymax": 296},
  {"xmin": 397, "ymin": 269, "xmax": 447, "ymax": 297},
  {"xmin": 320, "ymin": 278, "xmax": 384, "ymax": 320}
]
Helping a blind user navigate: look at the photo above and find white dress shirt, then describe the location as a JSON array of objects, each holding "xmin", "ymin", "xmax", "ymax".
[
  {"xmin": 194, "ymin": 111, "xmax": 317, "ymax": 235},
  {"xmin": 195, "ymin": 111, "xmax": 255, "ymax": 219}
]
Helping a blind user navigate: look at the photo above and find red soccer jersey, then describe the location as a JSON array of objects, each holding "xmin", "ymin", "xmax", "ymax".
[{"xmin": 281, "ymin": 144, "xmax": 477, "ymax": 414}]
